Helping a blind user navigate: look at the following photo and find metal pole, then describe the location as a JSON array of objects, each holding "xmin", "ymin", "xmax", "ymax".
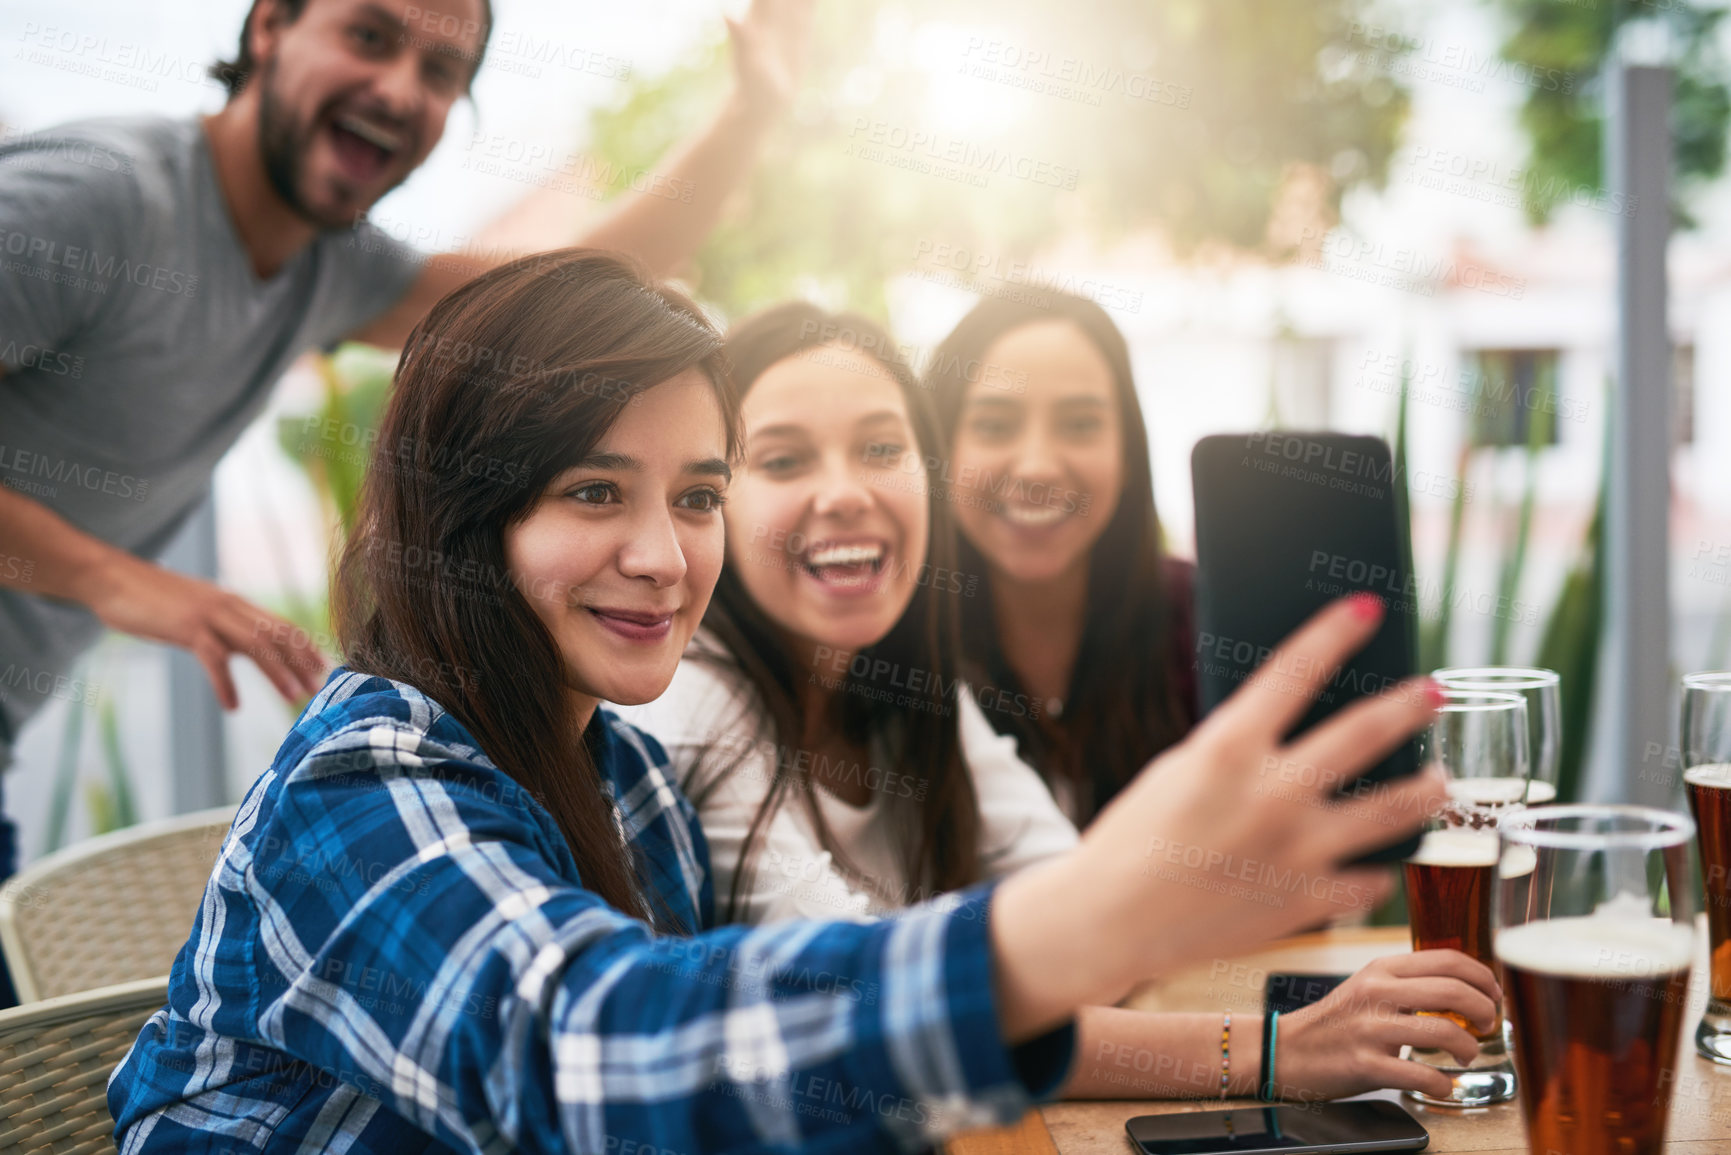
[
  {"xmin": 1606, "ymin": 61, "xmax": 1673, "ymax": 806},
  {"xmin": 159, "ymin": 495, "xmax": 229, "ymax": 813}
]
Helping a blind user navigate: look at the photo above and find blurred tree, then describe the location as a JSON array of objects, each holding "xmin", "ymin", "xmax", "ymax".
[
  {"xmin": 1492, "ymin": 0, "xmax": 1729, "ymax": 225},
  {"xmin": 586, "ymin": 0, "xmax": 1412, "ymax": 317}
]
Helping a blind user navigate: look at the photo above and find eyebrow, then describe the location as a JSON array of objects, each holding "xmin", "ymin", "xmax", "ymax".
[
  {"xmin": 691, "ymin": 457, "xmax": 733, "ymax": 481},
  {"xmin": 966, "ymin": 394, "xmax": 1109, "ymax": 410},
  {"xmin": 748, "ymin": 411, "xmax": 908, "ymax": 441},
  {"xmin": 572, "ymin": 452, "xmax": 732, "ymax": 481},
  {"xmin": 357, "ymin": 2, "xmax": 408, "ymax": 32},
  {"xmin": 362, "ymin": 1, "xmax": 484, "ymax": 71}
]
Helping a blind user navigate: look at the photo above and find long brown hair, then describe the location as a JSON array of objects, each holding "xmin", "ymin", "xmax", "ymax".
[
  {"xmin": 333, "ymin": 248, "xmax": 736, "ymax": 924},
  {"xmin": 686, "ymin": 302, "xmax": 982, "ymax": 919},
  {"xmin": 927, "ymin": 292, "xmax": 1194, "ymax": 822}
]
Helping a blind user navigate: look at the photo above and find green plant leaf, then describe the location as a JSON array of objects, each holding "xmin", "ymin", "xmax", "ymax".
[
  {"xmin": 82, "ymin": 781, "xmax": 118, "ymax": 838},
  {"xmin": 42, "ymin": 671, "xmax": 88, "ymax": 856},
  {"xmin": 1534, "ymin": 382, "xmax": 1609, "ymax": 804},
  {"xmin": 1391, "ymin": 349, "xmax": 1422, "ymax": 682},
  {"xmin": 1490, "ymin": 367, "xmax": 1552, "ymax": 664},
  {"xmin": 1422, "ymin": 443, "xmax": 1474, "ymax": 673},
  {"xmin": 98, "ymin": 693, "xmax": 138, "ymax": 830}
]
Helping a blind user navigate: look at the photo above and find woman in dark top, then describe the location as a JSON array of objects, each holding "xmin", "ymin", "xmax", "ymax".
[{"xmin": 928, "ymin": 291, "xmax": 1196, "ymax": 823}]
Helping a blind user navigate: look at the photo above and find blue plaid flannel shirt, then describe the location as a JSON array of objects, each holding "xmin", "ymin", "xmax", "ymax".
[{"xmin": 108, "ymin": 669, "xmax": 1074, "ymax": 1153}]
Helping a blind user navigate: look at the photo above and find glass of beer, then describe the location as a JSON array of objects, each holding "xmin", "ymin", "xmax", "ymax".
[
  {"xmin": 1683, "ymin": 671, "xmax": 1731, "ymax": 1063},
  {"xmin": 1400, "ymin": 689, "xmax": 1528, "ymax": 1107},
  {"xmin": 1433, "ymin": 667, "xmax": 1561, "ymax": 804},
  {"xmin": 1496, "ymin": 806, "xmax": 1696, "ymax": 1155}
]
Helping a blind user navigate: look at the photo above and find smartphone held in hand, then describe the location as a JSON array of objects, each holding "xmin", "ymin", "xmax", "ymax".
[{"xmin": 1191, "ymin": 431, "xmax": 1421, "ymax": 863}]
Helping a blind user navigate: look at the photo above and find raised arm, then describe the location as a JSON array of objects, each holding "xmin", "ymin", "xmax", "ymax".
[
  {"xmin": 959, "ymin": 632, "xmax": 1488, "ymax": 1104},
  {"xmin": 350, "ymin": 0, "xmax": 813, "ymax": 350},
  {"xmin": 571, "ymin": 0, "xmax": 811, "ymax": 276},
  {"xmin": 145, "ymin": 742, "xmax": 1070, "ymax": 1153},
  {"xmin": 115, "ymin": 597, "xmax": 1445, "ymax": 1152},
  {"xmin": 989, "ymin": 595, "xmax": 1447, "ymax": 1041}
]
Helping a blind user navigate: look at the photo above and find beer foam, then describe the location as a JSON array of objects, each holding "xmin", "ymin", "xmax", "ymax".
[
  {"xmin": 1496, "ymin": 915, "xmax": 1695, "ymax": 980},
  {"xmin": 1448, "ymin": 777, "xmax": 1535, "ymax": 806},
  {"xmin": 1525, "ymin": 780, "xmax": 1557, "ymax": 804},
  {"xmin": 1408, "ymin": 828, "xmax": 1499, "ymax": 867},
  {"xmin": 1684, "ymin": 763, "xmax": 1731, "ymax": 790},
  {"xmin": 1498, "ymin": 843, "xmax": 1537, "ymax": 880}
]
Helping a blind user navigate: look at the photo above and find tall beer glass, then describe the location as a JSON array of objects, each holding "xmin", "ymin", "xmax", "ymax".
[
  {"xmin": 1683, "ymin": 671, "xmax": 1731, "ymax": 1062},
  {"xmin": 1433, "ymin": 667, "xmax": 1560, "ymax": 804},
  {"xmin": 1401, "ymin": 689, "xmax": 1527, "ymax": 1106},
  {"xmin": 1497, "ymin": 806, "xmax": 1696, "ymax": 1155}
]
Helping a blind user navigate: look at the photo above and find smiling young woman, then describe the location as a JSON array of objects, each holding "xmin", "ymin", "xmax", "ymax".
[
  {"xmin": 928, "ymin": 291, "xmax": 1199, "ymax": 825},
  {"xmin": 325, "ymin": 251, "xmax": 736, "ymax": 926},
  {"xmin": 108, "ymin": 253, "xmax": 1464, "ymax": 1153},
  {"xmin": 622, "ymin": 302, "xmax": 1079, "ymax": 925}
]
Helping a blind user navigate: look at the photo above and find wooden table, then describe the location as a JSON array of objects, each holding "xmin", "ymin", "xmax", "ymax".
[{"xmin": 949, "ymin": 924, "xmax": 1731, "ymax": 1155}]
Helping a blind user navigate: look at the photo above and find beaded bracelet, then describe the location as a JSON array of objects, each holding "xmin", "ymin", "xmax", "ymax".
[{"xmin": 1218, "ymin": 1011, "xmax": 1232, "ymax": 1099}]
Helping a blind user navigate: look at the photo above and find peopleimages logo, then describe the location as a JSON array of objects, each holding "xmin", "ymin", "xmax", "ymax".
[
  {"xmin": 1298, "ymin": 227, "xmax": 1525, "ymax": 300},
  {"xmin": 0, "ymin": 443, "xmax": 150, "ymax": 501},
  {"xmin": 0, "ymin": 663, "xmax": 101, "ymax": 706},
  {"xmin": 958, "ymin": 37, "xmax": 1192, "ymax": 109},
  {"xmin": 0, "ymin": 227, "xmax": 199, "ymax": 297},
  {"xmin": 912, "ymin": 239, "xmax": 1145, "ymax": 315},
  {"xmin": 14, "ymin": 22, "xmax": 223, "ymax": 93},
  {"xmin": 0, "ymin": 126, "xmax": 135, "ymax": 175},
  {"xmin": 0, "ymin": 339, "xmax": 82, "ymax": 377},
  {"xmin": 846, "ymin": 119, "xmax": 1080, "ymax": 190}
]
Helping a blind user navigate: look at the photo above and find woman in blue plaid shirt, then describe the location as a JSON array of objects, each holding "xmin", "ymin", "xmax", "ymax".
[{"xmin": 110, "ymin": 249, "xmax": 1456, "ymax": 1154}]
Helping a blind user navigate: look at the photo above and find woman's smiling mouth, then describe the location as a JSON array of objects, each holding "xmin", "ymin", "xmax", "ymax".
[
  {"xmin": 587, "ymin": 606, "xmax": 676, "ymax": 643},
  {"xmin": 798, "ymin": 538, "xmax": 889, "ymax": 595}
]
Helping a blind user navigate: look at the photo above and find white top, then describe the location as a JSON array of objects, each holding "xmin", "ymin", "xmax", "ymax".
[{"xmin": 617, "ymin": 640, "xmax": 1079, "ymax": 924}]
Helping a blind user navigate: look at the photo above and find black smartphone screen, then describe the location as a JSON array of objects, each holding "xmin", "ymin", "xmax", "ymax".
[
  {"xmin": 1125, "ymin": 1100, "xmax": 1429, "ymax": 1155},
  {"xmin": 1190, "ymin": 432, "xmax": 1421, "ymax": 863},
  {"xmin": 1264, "ymin": 972, "xmax": 1349, "ymax": 1017}
]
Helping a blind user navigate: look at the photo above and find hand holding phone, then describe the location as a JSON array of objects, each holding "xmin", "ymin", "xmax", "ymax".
[
  {"xmin": 994, "ymin": 599, "xmax": 1446, "ymax": 1042},
  {"xmin": 1191, "ymin": 432, "xmax": 1422, "ymax": 863}
]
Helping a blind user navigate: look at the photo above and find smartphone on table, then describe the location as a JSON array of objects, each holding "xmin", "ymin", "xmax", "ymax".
[
  {"xmin": 1125, "ymin": 1099, "xmax": 1428, "ymax": 1155},
  {"xmin": 1190, "ymin": 432, "xmax": 1421, "ymax": 864}
]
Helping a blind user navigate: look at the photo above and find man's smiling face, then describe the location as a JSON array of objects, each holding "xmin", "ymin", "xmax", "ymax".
[{"xmin": 247, "ymin": 0, "xmax": 485, "ymax": 227}]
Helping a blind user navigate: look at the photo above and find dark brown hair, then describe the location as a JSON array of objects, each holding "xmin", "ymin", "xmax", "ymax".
[
  {"xmin": 211, "ymin": 0, "xmax": 495, "ymax": 98},
  {"xmin": 686, "ymin": 302, "xmax": 982, "ymax": 919},
  {"xmin": 334, "ymin": 249, "xmax": 735, "ymax": 924},
  {"xmin": 927, "ymin": 292, "xmax": 1194, "ymax": 822}
]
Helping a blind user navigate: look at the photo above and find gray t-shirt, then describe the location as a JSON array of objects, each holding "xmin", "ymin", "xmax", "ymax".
[{"xmin": 0, "ymin": 116, "xmax": 425, "ymax": 744}]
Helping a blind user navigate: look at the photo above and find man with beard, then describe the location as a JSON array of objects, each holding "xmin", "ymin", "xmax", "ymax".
[{"xmin": 0, "ymin": 0, "xmax": 813, "ymax": 1003}]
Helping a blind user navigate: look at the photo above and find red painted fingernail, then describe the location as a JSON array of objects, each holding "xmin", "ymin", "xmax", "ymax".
[
  {"xmin": 1423, "ymin": 678, "xmax": 1447, "ymax": 709},
  {"xmin": 1347, "ymin": 592, "xmax": 1383, "ymax": 621}
]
